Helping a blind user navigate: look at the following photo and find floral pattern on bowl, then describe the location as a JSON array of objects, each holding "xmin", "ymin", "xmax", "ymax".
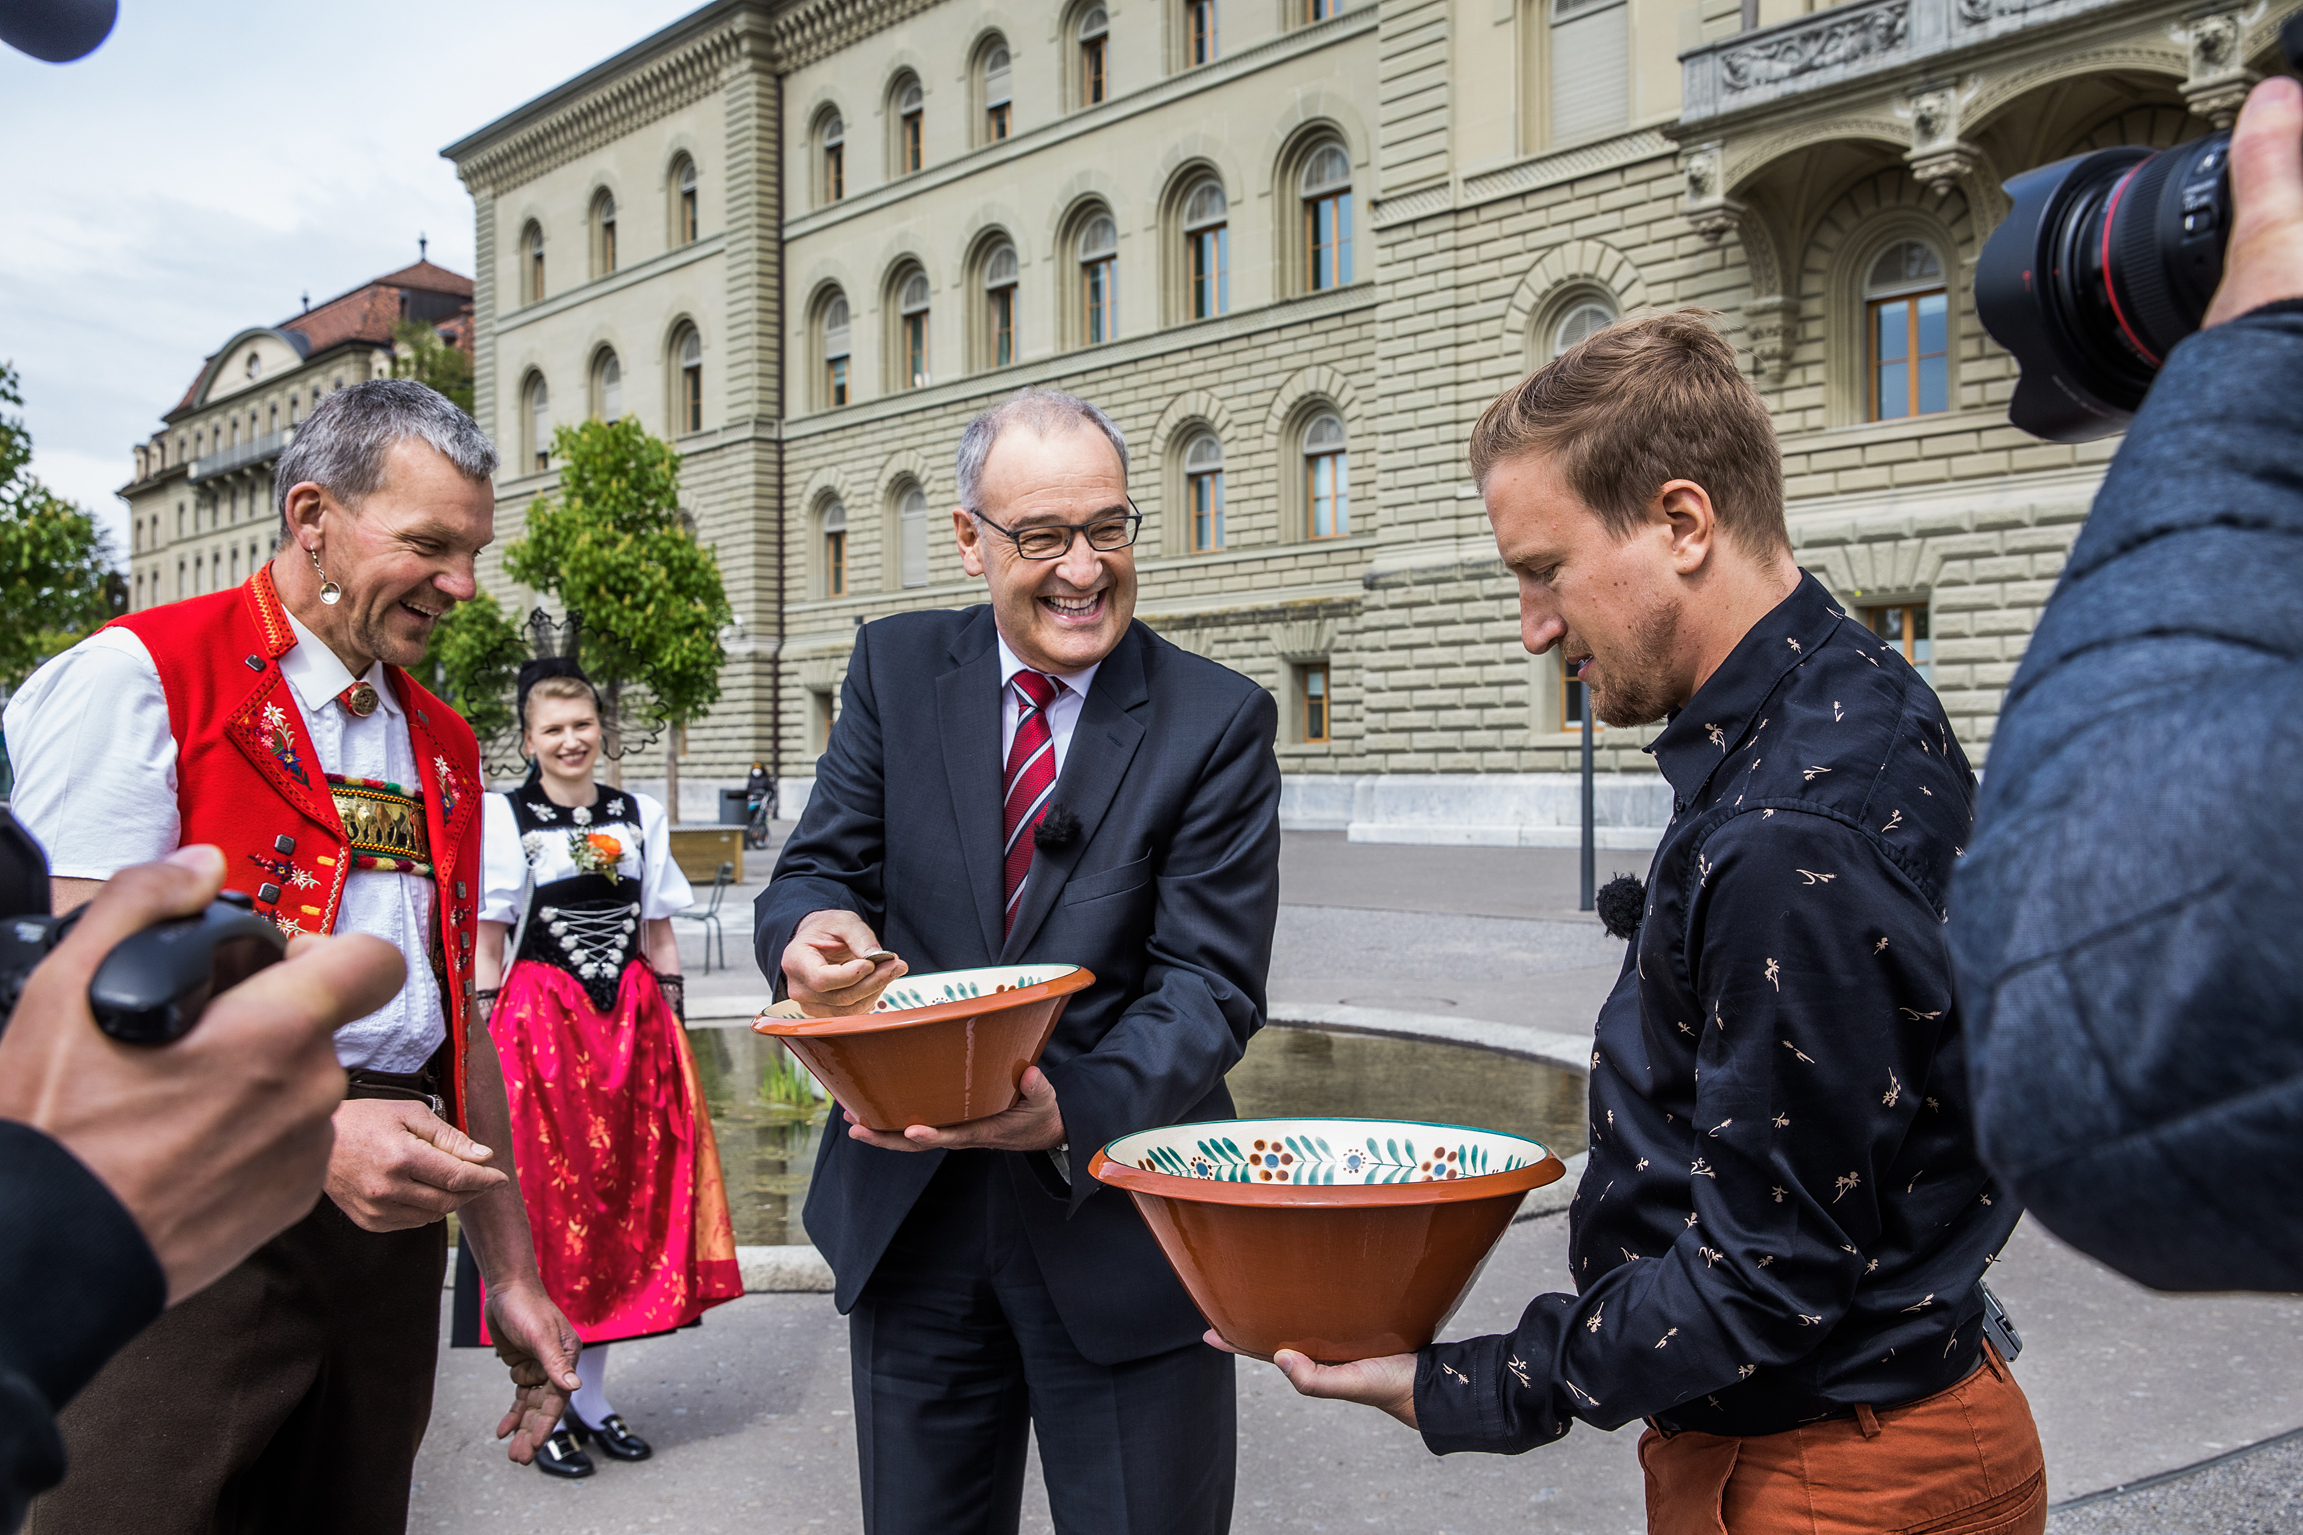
[
  {"xmin": 1118, "ymin": 1118, "xmax": 1541, "ymax": 1187},
  {"xmin": 870, "ymin": 964, "xmax": 1081, "ymax": 1014}
]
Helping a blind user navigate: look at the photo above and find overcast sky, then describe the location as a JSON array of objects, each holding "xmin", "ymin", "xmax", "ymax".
[{"xmin": 0, "ymin": 0, "xmax": 701, "ymax": 544}]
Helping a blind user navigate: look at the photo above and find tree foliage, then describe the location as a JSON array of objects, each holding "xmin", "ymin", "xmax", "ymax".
[
  {"xmin": 390, "ymin": 319, "xmax": 475, "ymax": 415},
  {"xmin": 503, "ymin": 417, "xmax": 729, "ymax": 736},
  {"xmin": 425, "ymin": 587, "xmax": 526, "ymax": 752},
  {"xmin": 0, "ymin": 362, "xmax": 123, "ymax": 693}
]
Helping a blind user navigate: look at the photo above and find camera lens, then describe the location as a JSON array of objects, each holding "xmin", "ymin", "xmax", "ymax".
[{"xmin": 1976, "ymin": 133, "xmax": 2231, "ymax": 442}]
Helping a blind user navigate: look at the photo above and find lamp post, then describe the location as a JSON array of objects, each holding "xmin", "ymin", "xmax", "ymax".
[{"xmin": 1580, "ymin": 682, "xmax": 1595, "ymax": 912}]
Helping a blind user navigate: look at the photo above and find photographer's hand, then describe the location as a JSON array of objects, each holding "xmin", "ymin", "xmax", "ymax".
[
  {"xmin": 2204, "ymin": 76, "xmax": 2303, "ymax": 327},
  {"xmin": 0, "ymin": 846, "xmax": 405, "ymax": 1303}
]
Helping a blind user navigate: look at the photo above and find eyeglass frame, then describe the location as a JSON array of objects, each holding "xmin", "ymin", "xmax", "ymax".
[{"xmin": 963, "ymin": 498, "xmax": 1144, "ymax": 561}]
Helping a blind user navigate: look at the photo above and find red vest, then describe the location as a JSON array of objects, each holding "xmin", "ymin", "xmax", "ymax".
[{"xmin": 107, "ymin": 564, "xmax": 483, "ymax": 1125}]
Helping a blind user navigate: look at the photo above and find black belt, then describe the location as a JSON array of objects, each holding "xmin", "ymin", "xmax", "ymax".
[{"xmin": 345, "ymin": 1053, "xmax": 446, "ymax": 1117}]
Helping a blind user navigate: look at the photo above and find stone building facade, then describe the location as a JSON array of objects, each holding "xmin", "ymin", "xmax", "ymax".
[
  {"xmin": 442, "ymin": 0, "xmax": 2296, "ymax": 840},
  {"xmin": 120, "ymin": 260, "xmax": 475, "ymax": 615}
]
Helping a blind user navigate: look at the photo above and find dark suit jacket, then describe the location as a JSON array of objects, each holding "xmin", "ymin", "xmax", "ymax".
[{"xmin": 755, "ymin": 607, "xmax": 1281, "ymax": 1365}]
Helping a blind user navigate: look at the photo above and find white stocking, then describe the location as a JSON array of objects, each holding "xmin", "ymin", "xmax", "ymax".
[{"xmin": 568, "ymin": 1342, "xmax": 617, "ymax": 1428}]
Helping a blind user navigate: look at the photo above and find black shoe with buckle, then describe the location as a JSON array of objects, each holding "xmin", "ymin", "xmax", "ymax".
[
  {"xmin": 536, "ymin": 1427, "xmax": 594, "ymax": 1479},
  {"xmin": 573, "ymin": 1412, "xmax": 653, "ymax": 1462}
]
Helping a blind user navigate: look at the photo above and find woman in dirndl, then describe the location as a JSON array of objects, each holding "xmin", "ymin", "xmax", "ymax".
[{"xmin": 459, "ymin": 659, "xmax": 742, "ymax": 1479}]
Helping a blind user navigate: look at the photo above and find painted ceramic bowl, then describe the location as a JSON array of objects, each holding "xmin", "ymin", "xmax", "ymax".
[
  {"xmin": 753, "ymin": 964, "xmax": 1094, "ymax": 1132},
  {"xmin": 1089, "ymin": 1118, "xmax": 1565, "ymax": 1363}
]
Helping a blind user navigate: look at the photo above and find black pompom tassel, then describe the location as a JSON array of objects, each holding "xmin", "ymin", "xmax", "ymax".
[
  {"xmin": 1034, "ymin": 804, "xmax": 1081, "ymax": 851},
  {"xmin": 1596, "ymin": 874, "xmax": 1645, "ymax": 941}
]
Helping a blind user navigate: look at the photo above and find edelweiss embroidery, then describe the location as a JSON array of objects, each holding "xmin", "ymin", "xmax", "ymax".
[
  {"xmin": 434, "ymin": 756, "xmax": 458, "ymax": 817},
  {"xmin": 253, "ymin": 702, "xmax": 308, "ymax": 784}
]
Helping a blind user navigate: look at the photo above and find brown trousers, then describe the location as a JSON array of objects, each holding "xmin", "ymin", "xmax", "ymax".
[
  {"xmin": 26, "ymin": 1195, "xmax": 447, "ymax": 1535},
  {"xmin": 1640, "ymin": 1346, "xmax": 2047, "ymax": 1535}
]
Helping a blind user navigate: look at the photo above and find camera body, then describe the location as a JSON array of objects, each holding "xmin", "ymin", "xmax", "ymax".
[{"xmin": 0, "ymin": 809, "xmax": 286, "ymax": 1045}]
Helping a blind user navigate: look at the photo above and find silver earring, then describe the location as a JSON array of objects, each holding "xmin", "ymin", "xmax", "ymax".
[{"xmin": 311, "ymin": 545, "xmax": 341, "ymax": 606}]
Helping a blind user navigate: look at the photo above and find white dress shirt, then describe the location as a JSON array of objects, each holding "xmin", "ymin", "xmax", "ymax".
[
  {"xmin": 4, "ymin": 608, "xmax": 447, "ymax": 1073},
  {"xmin": 996, "ymin": 633, "xmax": 1101, "ymax": 778}
]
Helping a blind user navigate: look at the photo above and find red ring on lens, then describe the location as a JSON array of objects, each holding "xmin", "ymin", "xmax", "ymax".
[{"xmin": 2098, "ymin": 161, "xmax": 2163, "ymax": 367}]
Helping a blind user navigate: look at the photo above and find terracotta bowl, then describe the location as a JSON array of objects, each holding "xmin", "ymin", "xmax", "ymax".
[
  {"xmin": 1090, "ymin": 1117, "xmax": 1565, "ymax": 1363},
  {"xmin": 753, "ymin": 964, "xmax": 1094, "ymax": 1131}
]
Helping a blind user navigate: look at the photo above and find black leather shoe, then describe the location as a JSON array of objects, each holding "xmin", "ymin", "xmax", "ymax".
[
  {"xmin": 573, "ymin": 1412, "xmax": 652, "ymax": 1461},
  {"xmin": 535, "ymin": 1427, "xmax": 594, "ymax": 1478}
]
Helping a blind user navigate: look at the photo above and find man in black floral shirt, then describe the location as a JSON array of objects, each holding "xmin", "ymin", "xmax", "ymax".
[{"xmin": 1242, "ymin": 312, "xmax": 2045, "ymax": 1533}]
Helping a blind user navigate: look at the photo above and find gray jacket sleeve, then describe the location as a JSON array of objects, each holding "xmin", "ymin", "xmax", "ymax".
[{"xmin": 1948, "ymin": 301, "xmax": 2303, "ymax": 1291}]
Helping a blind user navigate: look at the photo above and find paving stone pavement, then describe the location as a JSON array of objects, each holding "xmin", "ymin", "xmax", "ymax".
[{"xmin": 442, "ymin": 828, "xmax": 2303, "ymax": 1531}]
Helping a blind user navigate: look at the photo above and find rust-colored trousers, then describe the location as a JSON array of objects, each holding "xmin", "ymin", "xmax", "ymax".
[{"xmin": 1639, "ymin": 1347, "xmax": 2047, "ymax": 1535}]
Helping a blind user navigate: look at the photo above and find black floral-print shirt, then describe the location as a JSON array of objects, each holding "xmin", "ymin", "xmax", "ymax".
[{"xmin": 1417, "ymin": 572, "xmax": 2020, "ymax": 1452}]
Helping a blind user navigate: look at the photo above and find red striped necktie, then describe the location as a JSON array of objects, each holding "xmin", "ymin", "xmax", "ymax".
[{"xmin": 1002, "ymin": 670, "xmax": 1064, "ymax": 935}]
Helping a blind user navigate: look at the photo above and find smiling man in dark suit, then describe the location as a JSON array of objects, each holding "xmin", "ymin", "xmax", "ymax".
[{"xmin": 756, "ymin": 388, "xmax": 1280, "ymax": 1535}]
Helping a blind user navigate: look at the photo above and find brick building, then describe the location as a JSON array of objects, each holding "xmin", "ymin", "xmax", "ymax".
[{"xmin": 442, "ymin": 0, "xmax": 2294, "ymax": 838}]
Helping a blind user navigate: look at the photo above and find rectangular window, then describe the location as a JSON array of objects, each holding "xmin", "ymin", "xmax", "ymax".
[
  {"xmin": 827, "ymin": 143, "xmax": 845, "ymax": 201},
  {"xmin": 905, "ymin": 313, "xmax": 929, "ymax": 387},
  {"xmin": 988, "ymin": 102, "xmax": 1011, "ymax": 140},
  {"xmin": 1084, "ymin": 258, "xmax": 1116, "ymax": 344},
  {"xmin": 903, "ymin": 111, "xmax": 923, "ymax": 172},
  {"xmin": 1085, "ymin": 37, "xmax": 1107, "ymax": 101},
  {"xmin": 682, "ymin": 364, "xmax": 703, "ymax": 433},
  {"xmin": 681, "ymin": 188, "xmax": 698, "ymax": 243},
  {"xmin": 1300, "ymin": 663, "xmax": 1330, "ymax": 742},
  {"xmin": 1561, "ymin": 651, "xmax": 1606, "ymax": 731},
  {"xmin": 1307, "ymin": 194, "xmax": 1353, "ymax": 289},
  {"xmin": 811, "ymin": 690, "xmax": 835, "ymax": 753},
  {"xmin": 1869, "ymin": 292, "xmax": 1950, "ymax": 420},
  {"xmin": 1305, "ymin": 0, "xmax": 1336, "ymax": 16},
  {"xmin": 1548, "ymin": 0, "xmax": 1630, "ymax": 146},
  {"xmin": 828, "ymin": 355, "xmax": 849, "ymax": 407},
  {"xmin": 1190, "ymin": 227, "xmax": 1229, "ymax": 319},
  {"xmin": 1189, "ymin": 469, "xmax": 1225, "ymax": 552},
  {"xmin": 826, "ymin": 530, "xmax": 847, "ymax": 597},
  {"xmin": 1863, "ymin": 602, "xmax": 1932, "ymax": 682},
  {"xmin": 1308, "ymin": 450, "xmax": 1349, "ymax": 538},
  {"xmin": 1189, "ymin": 0, "xmax": 1218, "ymax": 62},
  {"xmin": 990, "ymin": 286, "xmax": 1016, "ymax": 367}
]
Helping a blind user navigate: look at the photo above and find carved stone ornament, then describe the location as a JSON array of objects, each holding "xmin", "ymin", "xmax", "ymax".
[
  {"xmin": 1743, "ymin": 297, "xmax": 1802, "ymax": 386},
  {"xmin": 1910, "ymin": 87, "xmax": 1957, "ymax": 149},
  {"xmin": 1909, "ymin": 141, "xmax": 1981, "ymax": 200},
  {"xmin": 2182, "ymin": 10, "xmax": 2257, "ymax": 128},
  {"xmin": 1721, "ymin": 2, "xmax": 1908, "ymax": 92},
  {"xmin": 1682, "ymin": 143, "xmax": 1738, "ymax": 242}
]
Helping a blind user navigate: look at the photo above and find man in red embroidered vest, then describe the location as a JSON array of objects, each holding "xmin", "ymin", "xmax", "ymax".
[{"xmin": 3, "ymin": 380, "xmax": 581, "ymax": 1534}]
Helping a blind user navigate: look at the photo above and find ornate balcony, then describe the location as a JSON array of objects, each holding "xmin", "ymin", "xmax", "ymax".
[{"xmin": 188, "ymin": 427, "xmax": 292, "ymax": 484}]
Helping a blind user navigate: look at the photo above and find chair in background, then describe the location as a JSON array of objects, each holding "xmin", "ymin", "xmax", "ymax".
[{"xmin": 679, "ymin": 861, "xmax": 733, "ymax": 974}]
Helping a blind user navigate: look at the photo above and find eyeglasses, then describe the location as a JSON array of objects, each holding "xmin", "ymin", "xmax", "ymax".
[{"xmin": 967, "ymin": 501, "xmax": 1142, "ymax": 561}]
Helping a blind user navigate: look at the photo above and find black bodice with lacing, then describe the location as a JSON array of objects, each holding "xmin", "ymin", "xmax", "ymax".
[{"xmin": 507, "ymin": 788, "xmax": 644, "ymax": 1010}]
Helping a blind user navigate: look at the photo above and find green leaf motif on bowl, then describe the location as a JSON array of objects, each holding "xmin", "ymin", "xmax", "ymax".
[{"xmin": 1135, "ymin": 1132, "xmax": 1528, "ymax": 1186}]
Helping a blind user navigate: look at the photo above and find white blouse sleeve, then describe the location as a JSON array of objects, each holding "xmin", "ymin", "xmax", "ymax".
[
  {"xmin": 2, "ymin": 630, "xmax": 181, "ymax": 879},
  {"xmin": 630, "ymin": 792, "xmax": 695, "ymax": 920},
  {"xmin": 477, "ymin": 794, "xmax": 530, "ymax": 925}
]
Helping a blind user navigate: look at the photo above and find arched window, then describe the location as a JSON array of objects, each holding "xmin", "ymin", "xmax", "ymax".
[
  {"xmin": 1302, "ymin": 144, "xmax": 1354, "ymax": 291},
  {"xmin": 525, "ymin": 375, "xmax": 551, "ymax": 473},
  {"xmin": 591, "ymin": 349, "xmax": 623, "ymax": 420},
  {"xmin": 983, "ymin": 45, "xmax": 1013, "ymax": 141},
  {"xmin": 1184, "ymin": 178, "xmax": 1228, "ymax": 319},
  {"xmin": 823, "ymin": 294, "xmax": 852, "ymax": 407},
  {"xmin": 1304, "ymin": 412, "xmax": 1349, "ymax": 538},
  {"xmin": 1552, "ymin": 296, "xmax": 1616, "ymax": 358},
  {"xmin": 895, "ymin": 78, "xmax": 924, "ymax": 174},
  {"xmin": 1184, "ymin": 432, "xmax": 1224, "ymax": 552},
  {"xmin": 821, "ymin": 110, "xmax": 846, "ymax": 203},
  {"xmin": 672, "ymin": 155, "xmax": 699, "ymax": 245},
  {"xmin": 985, "ymin": 243, "xmax": 1019, "ymax": 368},
  {"xmin": 674, "ymin": 327, "xmax": 704, "ymax": 433},
  {"xmin": 898, "ymin": 484, "xmax": 930, "ymax": 587},
  {"xmin": 1079, "ymin": 216, "xmax": 1118, "ymax": 345},
  {"xmin": 899, "ymin": 271, "xmax": 932, "ymax": 389},
  {"xmin": 1549, "ymin": 0, "xmax": 1629, "ymax": 146},
  {"xmin": 822, "ymin": 500, "xmax": 848, "ymax": 597},
  {"xmin": 523, "ymin": 222, "xmax": 545, "ymax": 304},
  {"xmin": 1867, "ymin": 241, "xmax": 1948, "ymax": 420},
  {"xmin": 1187, "ymin": 0, "xmax": 1218, "ymax": 63},
  {"xmin": 592, "ymin": 189, "xmax": 618, "ymax": 277},
  {"xmin": 1079, "ymin": 7, "xmax": 1109, "ymax": 104}
]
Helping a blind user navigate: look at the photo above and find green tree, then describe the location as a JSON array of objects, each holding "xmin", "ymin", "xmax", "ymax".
[
  {"xmin": 0, "ymin": 362, "xmax": 123, "ymax": 693},
  {"xmin": 504, "ymin": 417, "xmax": 730, "ymax": 802},
  {"xmin": 425, "ymin": 587, "xmax": 526, "ymax": 763},
  {"xmin": 390, "ymin": 319, "xmax": 475, "ymax": 415}
]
